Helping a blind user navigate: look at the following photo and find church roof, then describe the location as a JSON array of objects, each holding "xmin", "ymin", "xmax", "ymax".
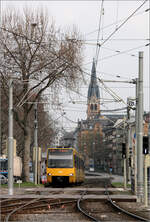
[{"xmin": 88, "ymin": 59, "xmax": 100, "ymax": 99}]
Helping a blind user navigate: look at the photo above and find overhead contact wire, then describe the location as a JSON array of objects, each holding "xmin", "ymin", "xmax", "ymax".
[
  {"xmin": 100, "ymin": 0, "xmax": 148, "ymax": 47},
  {"xmin": 95, "ymin": 0, "xmax": 104, "ymax": 66}
]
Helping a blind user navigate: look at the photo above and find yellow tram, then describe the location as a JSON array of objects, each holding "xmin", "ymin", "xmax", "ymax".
[{"xmin": 46, "ymin": 147, "xmax": 84, "ymax": 185}]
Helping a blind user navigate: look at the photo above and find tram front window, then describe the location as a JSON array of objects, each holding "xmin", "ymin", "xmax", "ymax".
[
  {"xmin": 48, "ymin": 149, "xmax": 73, "ymax": 168},
  {"xmin": 48, "ymin": 158, "xmax": 73, "ymax": 168}
]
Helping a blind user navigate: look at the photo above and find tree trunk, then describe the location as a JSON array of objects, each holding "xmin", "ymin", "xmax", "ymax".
[{"xmin": 22, "ymin": 125, "xmax": 31, "ymax": 182}]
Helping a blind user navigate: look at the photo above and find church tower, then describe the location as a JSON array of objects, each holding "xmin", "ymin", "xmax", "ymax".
[{"xmin": 87, "ymin": 59, "xmax": 100, "ymax": 119}]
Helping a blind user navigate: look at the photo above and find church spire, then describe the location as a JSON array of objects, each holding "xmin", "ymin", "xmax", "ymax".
[
  {"xmin": 87, "ymin": 58, "xmax": 100, "ymax": 119},
  {"xmin": 88, "ymin": 58, "xmax": 100, "ymax": 100}
]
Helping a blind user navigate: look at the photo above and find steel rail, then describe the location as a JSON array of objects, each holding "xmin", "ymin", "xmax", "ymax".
[
  {"xmin": 1, "ymin": 201, "xmax": 27, "ymax": 209},
  {"xmin": 77, "ymin": 175, "xmax": 150, "ymax": 222},
  {"xmin": 0, "ymin": 198, "xmax": 17, "ymax": 203},
  {"xmin": 3, "ymin": 198, "xmax": 77, "ymax": 220},
  {"xmin": 1, "ymin": 198, "xmax": 52, "ymax": 211},
  {"xmin": 4, "ymin": 198, "xmax": 41, "ymax": 222},
  {"xmin": 2, "ymin": 198, "xmax": 63, "ymax": 214},
  {"xmin": 107, "ymin": 196, "xmax": 149, "ymax": 222},
  {"xmin": 19, "ymin": 199, "xmax": 77, "ymax": 211},
  {"xmin": 105, "ymin": 182, "xmax": 150, "ymax": 222},
  {"xmin": 77, "ymin": 191, "xmax": 101, "ymax": 222}
]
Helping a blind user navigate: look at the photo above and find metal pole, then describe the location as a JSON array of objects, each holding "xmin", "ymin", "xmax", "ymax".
[
  {"xmin": 126, "ymin": 98, "xmax": 131, "ymax": 183},
  {"xmin": 0, "ymin": 79, "xmax": 1, "ymax": 155},
  {"xmin": 144, "ymin": 161, "xmax": 148, "ymax": 207},
  {"xmin": 123, "ymin": 120, "xmax": 127, "ymax": 189},
  {"xmin": 0, "ymin": 1, "xmax": 2, "ymax": 155},
  {"xmin": 149, "ymin": 123, "xmax": 150, "ymax": 153},
  {"xmin": 137, "ymin": 51, "xmax": 144, "ymax": 202},
  {"xmin": 8, "ymin": 78, "xmax": 14, "ymax": 195},
  {"xmin": 148, "ymin": 125, "xmax": 150, "ymax": 205},
  {"xmin": 124, "ymin": 158, "xmax": 127, "ymax": 189},
  {"xmin": 127, "ymin": 123, "xmax": 131, "ymax": 182},
  {"xmin": 34, "ymin": 102, "xmax": 38, "ymax": 185},
  {"xmin": 134, "ymin": 78, "xmax": 139, "ymax": 195}
]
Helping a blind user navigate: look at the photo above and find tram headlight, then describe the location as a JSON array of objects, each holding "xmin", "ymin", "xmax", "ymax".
[
  {"xmin": 48, "ymin": 173, "xmax": 51, "ymax": 176},
  {"xmin": 69, "ymin": 173, "xmax": 73, "ymax": 176}
]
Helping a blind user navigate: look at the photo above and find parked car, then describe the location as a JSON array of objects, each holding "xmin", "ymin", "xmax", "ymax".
[{"xmin": 0, "ymin": 174, "xmax": 8, "ymax": 184}]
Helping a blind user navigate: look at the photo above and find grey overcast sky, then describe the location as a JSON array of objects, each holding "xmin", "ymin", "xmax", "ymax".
[{"xmin": 1, "ymin": 1, "xmax": 150, "ymax": 131}]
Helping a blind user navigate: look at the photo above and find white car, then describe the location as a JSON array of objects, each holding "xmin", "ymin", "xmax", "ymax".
[
  {"xmin": 89, "ymin": 167, "xmax": 94, "ymax": 172},
  {"xmin": 0, "ymin": 174, "xmax": 8, "ymax": 184}
]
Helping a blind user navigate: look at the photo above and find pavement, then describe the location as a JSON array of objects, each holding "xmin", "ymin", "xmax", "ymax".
[
  {"xmin": 85, "ymin": 171, "xmax": 125, "ymax": 183},
  {"xmin": 0, "ymin": 172, "xmax": 128, "ymax": 199}
]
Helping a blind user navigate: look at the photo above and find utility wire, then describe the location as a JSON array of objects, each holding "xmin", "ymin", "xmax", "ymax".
[
  {"xmin": 98, "ymin": 43, "xmax": 150, "ymax": 62},
  {"xmin": 85, "ymin": 7, "xmax": 149, "ymax": 37},
  {"xmin": 83, "ymin": 66, "xmax": 135, "ymax": 80},
  {"xmin": 63, "ymin": 115, "xmax": 78, "ymax": 124},
  {"xmin": 101, "ymin": 46, "xmax": 137, "ymax": 57},
  {"xmin": 0, "ymin": 25, "xmax": 138, "ymax": 115},
  {"xmin": 99, "ymin": 78, "xmax": 126, "ymax": 105},
  {"xmin": 115, "ymin": 0, "xmax": 119, "ymax": 31},
  {"xmin": 84, "ymin": 42, "xmax": 149, "ymax": 66},
  {"xmin": 99, "ymin": 0, "xmax": 148, "ymax": 48},
  {"xmin": 84, "ymin": 38, "xmax": 149, "ymax": 42},
  {"xmin": 95, "ymin": 0, "xmax": 104, "ymax": 65}
]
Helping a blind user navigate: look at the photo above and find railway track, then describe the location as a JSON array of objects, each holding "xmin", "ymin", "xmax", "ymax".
[
  {"xmin": 77, "ymin": 191, "xmax": 150, "ymax": 222},
  {"xmin": 1, "ymin": 197, "xmax": 85, "ymax": 222},
  {"xmin": 1, "ymin": 191, "xmax": 150, "ymax": 222},
  {"xmin": 1, "ymin": 175, "xmax": 150, "ymax": 221}
]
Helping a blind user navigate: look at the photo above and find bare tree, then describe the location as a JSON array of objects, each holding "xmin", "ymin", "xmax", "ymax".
[{"xmin": 0, "ymin": 8, "xmax": 83, "ymax": 181}]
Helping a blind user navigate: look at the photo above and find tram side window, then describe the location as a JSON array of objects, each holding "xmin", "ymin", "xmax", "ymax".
[
  {"xmin": 76, "ymin": 156, "xmax": 79, "ymax": 169},
  {"xmin": 74, "ymin": 155, "xmax": 84, "ymax": 170},
  {"xmin": 0, "ymin": 160, "xmax": 8, "ymax": 170},
  {"xmin": 77, "ymin": 156, "xmax": 79, "ymax": 169},
  {"xmin": 74, "ymin": 155, "xmax": 77, "ymax": 168}
]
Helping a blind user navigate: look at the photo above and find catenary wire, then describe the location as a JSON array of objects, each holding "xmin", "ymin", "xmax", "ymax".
[
  {"xmin": 84, "ymin": 42, "xmax": 149, "ymax": 66},
  {"xmin": 99, "ymin": 0, "xmax": 148, "ymax": 48},
  {"xmin": 95, "ymin": 0, "xmax": 104, "ymax": 64},
  {"xmin": 85, "ymin": 8, "xmax": 150, "ymax": 36}
]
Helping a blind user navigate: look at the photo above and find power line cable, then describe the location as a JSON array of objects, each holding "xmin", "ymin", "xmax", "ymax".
[
  {"xmin": 101, "ymin": 46, "xmax": 137, "ymax": 57},
  {"xmin": 84, "ymin": 38, "xmax": 149, "ymax": 42},
  {"xmin": 98, "ymin": 43, "xmax": 150, "ymax": 62},
  {"xmin": 0, "ymin": 27, "xmax": 137, "ymax": 114},
  {"xmin": 85, "ymin": 7, "xmax": 149, "ymax": 37},
  {"xmin": 99, "ymin": 0, "xmax": 148, "ymax": 48},
  {"xmin": 84, "ymin": 42, "xmax": 149, "ymax": 66},
  {"xmin": 82, "ymin": 66, "xmax": 135, "ymax": 80},
  {"xmin": 0, "ymin": 14, "xmax": 138, "ymax": 124},
  {"xmin": 115, "ymin": 0, "xmax": 119, "ymax": 31},
  {"xmin": 63, "ymin": 115, "xmax": 78, "ymax": 124},
  {"xmin": 99, "ymin": 79, "xmax": 126, "ymax": 105},
  {"xmin": 95, "ymin": 0, "xmax": 104, "ymax": 65}
]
